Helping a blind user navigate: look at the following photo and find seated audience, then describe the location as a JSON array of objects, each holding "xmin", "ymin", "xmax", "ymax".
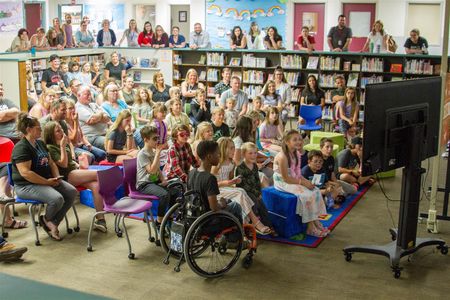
[
  {"xmin": 273, "ymin": 130, "xmax": 328, "ymax": 237},
  {"xmin": 327, "ymin": 15, "xmax": 352, "ymax": 52},
  {"xmin": 12, "ymin": 113, "xmax": 77, "ymax": 241},
  {"xmin": 29, "ymin": 89, "xmax": 56, "ymax": 119},
  {"xmin": 90, "ymin": 61, "xmax": 102, "ymax": 88},
  {"xmin": 43, "ymin": 121, "xmax": 106, "ymax": 232},
  {"xmin": 169, "ymin": 26, "xmax": 186, "ymax": 48},
  {"xmin": 336, "ymin": 137, "xmax": 373, "ymax": 187},
  {"xmin": 66, "ymin": 61, "xmax": 82, "ymax": 84},
  {"xmin": 273, "ymin": 67, "xmax": 292, "ymax": 122},
  {"xmin": 211, "ymin": 107, "xmax": 230, "ymax": 141},
  {"xmin": 105, "ymin": 110, "xmax": 138, "ymax": 163},
  {"xmin": 191, "ymin": 122, "xmax": 214, "ymax": 159},
  {"xmin": 190, "ymin": 88, "xmax": 211, "ymax": 126},
  {"xmin": 101, "ymin": 83, "xmax": 128, "ymax": 122},
  {"xmin": 219, "ymin": 76, "xmax": 248, "ymax": 116},
  {"xmin": 230, "ymin": 26, "xmax": 247, "ymax": 49},
  {"xmin": 246, "ymin": 22, "xmax": 265, "ymax": 50},
  {"xmin": 138, "ymin": 22, "xmax": 154, "ymax": 47},
  {"xmin": 132, "ymin": 87, "xmax": 153, "ymax": 127},
  {"xmin": 222, "ymin": 140, "xmax": 274, "ymax": 235},
  {"xmin": 214, "ymin": 68, "xmax": 231, "ymax": 108},
  {"xmin": 188, "ymin": 140, "xmax": 242, "ymax": 221},
  {"xmin": 75, "ymin": 86, "xmax": 111, "ymax": 150},
  {"xmin": 164, "ymin": 99, "xmax": 190, "ymax": 135},
  {"xmin": 151, "ymin": 103, "xmax": 168, "ymax": 146},
  {"xmin": 46, "ymin": 28, "xmax": 64, "ymax": 50},
  {"xmin": 336, "ymin": 87, "xmax": 359, "ymax": 140},
  {"xmin": 165, "ymin": 124, "xmax": 199, "ymax": 183},
  {"xmin": 259, "ymin": 107, "xmax": 283, "ymax": 155},
  {"xmin": 136, "ymin": 125, "xmax": 177, "ymax": 224},
  {"xmin": 361, "ymin": 20, "xmax": 388, "ymax": 53},
  {"xmin": 51, "ymin": 18, "xmax": 66, "ymax": 48},
  {"xmin": 97, "ymin": 19, "xmax": 116, "ymax": 47},
  {"xmin": 41, "ymin": 54, "xmax": 64, "ymax": 92},
  {"xmin": 104, "ymin": 52, "xmax": 126, "ymax": 84},
  {"xmin": 190, "ymin": 22, "xmax": 211, "ymax": 49},
  {"xmin": 66, "ymin": 99, "xmax": 106, "ymax": 164},
  {"xmin": 150, "ymin": 72, "xmax": 171, "ymax": 103},
  {"xmin": 250, "ymin": 96, "xmax": 266, "ymax": 119},
  {"xmin": 296, "ymin": 26, "xmax": 315, "ymax": 52},
  {"xmin": 39, "ymin": 99, "xmax": 69, "ymax": 139},
  {"xmin": 331, "ymin": 75, "xmax": 346, "ymax": 104},
  {"xmin": 181, "ymin": 69, "xmax": 205, "ymax": 106},
  {"xmin": 75, "ymin": 20, "xmax": 95, "ymax": 48},
  {"xmin": 0, "ymin": 83, "xmax": 20, "ymax": 140},
  {"xmin": 264, "ymin": 26, "xmax": 282, "ymax": 50},
  {"xmin": 120, "ymin": 77, "xmax": 136, "ymax": 106},
  {"xmin": 30, "ymin": 27, "xmax": 50, "ymax": 50},
  {"xmin": 153, "ymin": 25, "xmax": 169, "ymax": 48},
  {"xmin": 301, "ymin": 74, "xmax": 325, "ymax": 107},
  {"xmin": 224, "ymin": 98, "xmax": 238, "ymax": 131},
  {"xmin": 404, "ymin": 28, "xmax": 428, "ymax": 54},
  {"xmin": 119, "ymin": 19, "xmax": 140, "ymax": 47},
  {"xmin": 9, "ymin": 28, "xmax": 31, "ymax": 52},
  {"xmin": 260, "ymin": 80, "xmax": 282, "ymax": 112}
]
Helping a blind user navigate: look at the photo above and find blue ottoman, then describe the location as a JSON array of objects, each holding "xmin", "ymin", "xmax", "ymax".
[{"xmin": 262, "ymin": 187, "xmax": 305, "ymax": 238}]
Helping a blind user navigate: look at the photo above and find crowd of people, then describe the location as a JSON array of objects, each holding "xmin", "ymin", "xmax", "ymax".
[{"xmin": 7, "ymin": 14, "xmax": 428, "ymax": 54}]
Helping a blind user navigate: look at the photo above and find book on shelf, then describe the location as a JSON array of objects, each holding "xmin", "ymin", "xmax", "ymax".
[
  {"xmin": 199, "ymin": 71, "xmax": 206, "ymax": 81},
  {"xmin": 347, "ymin": 73, "xmax": 359, "ymax": 88},
  {"xmin": 173, "ymin": 54, "xmax": 182, "ymax": 65},
  {"xmin": 358, "ymin": 110, "xmax": 364, "ymax": 122},
  {"xmin": 173, "ymin": 69, "xmax": 181, "ymax": 80},
  {"xmin": 352, "ymin": 64, "xmax": 361, "ymax": 71},
  {"xmin": 206, "ymin": 53, "xmax": 224, "ymax": 66},
  {"xmin": 359, "ymin": 90, "xmax": 365, "ymax": 106},
  {"xmin": 133, "ymin": 71, "xmax": 142, "ymax": 82},
  {"xmin": 199, "ymin": 55, "xmax": 207, "ymax": 65},
  {"xmin": 390, "ymin": 63, "xmax": 402, "ymax": 73},
  {"xmin": 281, "ymin": 54, "xmax": 302, "ymax": 68},
  {"xmin": 284, "ymin": 72, "xmax": 300, "ymax": 86},
  {"xmin": 291, "ymin": 88, "xmax": 301, "ymax": 103},
  {"xmin": 231, "ymin": 71, "xmax": 242, "ymax": 81},
  {"xmin": 320, "ymin": 56, "xmax": 340, "ymax": 71},
  {"xmin": 322, "ymin": 106, "xmax": 333, "ymax": 120},
  {"xmin": 361, "ymin": 75, "xmax": 383, "ymax": 88},
  {"xmin": 361, "ymin": 57, "xmax": 383, "ymax": 72},
  {"xmin": 306, "ymin": 56, "xmax": 319, "ymax": 69},
  {"xmin": 343, "ymin": 61, "xmax": 351, "ymax": 71},
  {"xmin": 242, "ymin": 54, "xmax": 266, "ymax": 68},
  {"xmin": 32, "ymin": 59, "xmax": 47, "ymax": 71},
  {"xmin": 140, "ymin": 59, "xmax": 150, "ymax": 68},
  {"xmin": 243, "ymin": 85, "xmax": 263, "ymax": 99},
  {"xmin": 324, "ymin": 90, "xmax": 332, "ymax": 104},
  {"xmin": 319, "ymin": 73, "xmax": 343, "ymax": 88},
  {"xmin": 229, "ymin": 57, "xmax": 241, "ymax": 67},
  {"xmin": 207, "ymin": 68, "xmax": 219, "ymax": 81},
  {"xmin": 405, "ymin": 59, "xmax": 433, "ymax": 75},
  {"xmin": 243, "ymin": 70, "xmax": 265, "ymax": 84}
]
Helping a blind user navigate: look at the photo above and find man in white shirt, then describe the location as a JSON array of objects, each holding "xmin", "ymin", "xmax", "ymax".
[{"xmin": 190, "ymin": 23, "xmax": 211, "ymax": 49}]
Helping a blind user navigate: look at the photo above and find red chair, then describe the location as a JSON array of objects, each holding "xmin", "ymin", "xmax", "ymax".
[
  {"xmin": 99, "ymin": 160, "xmax": 123, "ymax": 166},
  {"xmin": 0, "ymin": 137, "xmax": 14, "ymax": 163}
]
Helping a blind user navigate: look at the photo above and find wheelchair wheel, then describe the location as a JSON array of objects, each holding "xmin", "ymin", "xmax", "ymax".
[
  {"xmin": 160, "ymin": 202, "xmax": 183, "ymax": 258},
  {"xmin": 184, "ymin": 211, "xmax": 244, "ymax": 278}
]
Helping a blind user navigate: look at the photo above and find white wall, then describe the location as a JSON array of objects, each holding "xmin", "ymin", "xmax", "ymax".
[{"xmin": 171, "ymin": 5, "xmax": 190, "ymax": 38}]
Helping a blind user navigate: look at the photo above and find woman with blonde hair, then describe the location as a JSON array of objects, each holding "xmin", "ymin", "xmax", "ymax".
[
  {"xmin": 164, "ymin": 98, "xmax": 190, "ymax": 135},
  {"xmin": 361, "ymin": 20, "xmax": 389, "ymax": 53},
  {"xmin": 132, "ymin": 87, "xmax": 154, "ymax": 127},
  {"xmin": 181, "ymin": 68, "xmax": 205, "ymax": 107},
  {"xmin": 29, "ymin": 89, "xmax": 56, "ymax": 119},
  {"xmin": 191, "ymin": 122, "xmax": 214, "ymax": 159},
  {"xmin": 101, "ymin": 82, "xmax": 128, "ymax": 122},
  {"xmin": 96, "ymin": 19, "xmax": 116, "ymax": 47},
  {"xmin": 30, "ymin": 27, "xmax": 50, "ymax": 50},
  {"xmin": 104, "ymin": 110, "xmax": 139, "ymax": 163},
  {"xmin": 150, "ymin": 72, "xmax": 171, "ymax": 103},
  {"xmin": 119, "ymin": 19, "xmax": 140, "ymax": 47}
]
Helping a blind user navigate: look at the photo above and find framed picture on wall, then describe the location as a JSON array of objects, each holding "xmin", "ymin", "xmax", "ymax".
[
  {"xmin": 59, "ymin": 4, "xmax": 83, "ymax": 26},
  {"xmin": 179, "ymin": 11, "xmax": 187, "ymax": 23}
]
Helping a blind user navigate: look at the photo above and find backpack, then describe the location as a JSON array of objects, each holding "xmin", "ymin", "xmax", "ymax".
[{"xmin": 387, "ymin": 35, "xmax": 398, "ymax": 53}]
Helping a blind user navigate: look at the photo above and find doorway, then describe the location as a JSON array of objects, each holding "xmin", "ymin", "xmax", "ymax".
[
  {"xmin": 343, "ymin": 3, "xmax": 376, "ymax": 52},
  {"xmin": 293, "ymin": 3, "xmax": 325, "ymax": 51},
  {"xmin": 171, "ymin": 5, "xmax": 190, "ymax": 40},
  {"xmin": 24, "ymin": 2, "xmax": 45, "ymax": 34}
]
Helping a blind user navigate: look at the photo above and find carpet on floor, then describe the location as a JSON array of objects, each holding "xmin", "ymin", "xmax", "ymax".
[{"xmin": 258, "ymin": 185, "xmax": 371, "ymax": 248}]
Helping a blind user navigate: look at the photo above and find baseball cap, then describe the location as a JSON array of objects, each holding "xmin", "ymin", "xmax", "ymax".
[
  {"xmin": 49, "ymin": 54, "xmax": 60, "ymax": 62},
  {"xmin": 351, "ymin": 136, "xmax": 363, "ymax": 146}
]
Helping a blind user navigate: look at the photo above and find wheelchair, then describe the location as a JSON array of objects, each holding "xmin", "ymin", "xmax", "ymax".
[{"xmin": 160, "ymin": 181, "xmax": 257, "ymax": 278}]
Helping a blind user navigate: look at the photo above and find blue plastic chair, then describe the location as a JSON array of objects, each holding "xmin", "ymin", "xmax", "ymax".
[
  {"xmin": 1, "ymin": 163, "xmax": 79, "ymax": 245},
  {"xmin": 298, "ymin": 105, "xmax": 322, "ymax": 131}
]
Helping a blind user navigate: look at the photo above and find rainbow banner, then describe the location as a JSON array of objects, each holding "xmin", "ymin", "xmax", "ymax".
[{"xmin": 206, "ymin": 0, "xmax": 287, "ymax": 49}]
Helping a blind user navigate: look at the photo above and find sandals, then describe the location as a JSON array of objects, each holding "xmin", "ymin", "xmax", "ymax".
[
  {"xmin": 39, "ymin": 216, "xmax": 63, "ymax": 241},
  {"xmin": 306, "ymin": 226, "xmax": 328, "ymax": 238},
  {"xmin": 254, "ymin": 220, "xmax": 271, "ymax": 235},
  {"xmin": 4, "ymin": 219, "xmax": 28, "ymax": 229}
]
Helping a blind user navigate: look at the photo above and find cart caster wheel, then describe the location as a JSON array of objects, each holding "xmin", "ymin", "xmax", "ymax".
[
  {"xmin": 87, "ymin": 246, "xmax": 93, "ymax": 252},
  {"xmin": 149, "ymin": 237, "xmax": 155, "ymax": 243},
  {"xmin": 174, "ymin": 266, "xmax": 180, "ymax": 272},
  {"xmin": 393, "ymin": 269, "xmax": 401, "ymax": 279},
  {"xmin": 2, "ymin": 232, "xmax": 8, "ymax": 238},
  {"xmin": 344, "ymin": 252, "xmax": 352, "ymax": 262},
  {"xmin": 242, "ymin": 255, "xmax": 253, "ymax": 269},
  {"xmin": 117, "ymin": 232, "xmax": 123, "ymax": 238},
  {"xmin": 128, "ymin": 253, "xmax": 135, "ymax": 260},
  {"xmin": 35, "ymin": 241, "xmax": 41, "ymax": 246},
  {"xmin": 439, "ymin": 245, "xmax": 448, "ymax": 255},
  {"xmin": 67, "ymin": 228, "xmax": 73, "ymax": 234},
  {"xmin": 74, "ymin": 227, "xmax": 80, "ymax": 232},
  {"xmin": 163, "ymin": 258, "xmax": 169, "ymax": 265},
  {"xmin": 155, "ymin": 240, "xmax": 161, "ymax": 247}
]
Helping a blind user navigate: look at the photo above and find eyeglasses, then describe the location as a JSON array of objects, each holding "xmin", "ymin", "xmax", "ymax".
[{"xmin": 178, "ymin": 131, "xmax": 189, "ymax": 138}]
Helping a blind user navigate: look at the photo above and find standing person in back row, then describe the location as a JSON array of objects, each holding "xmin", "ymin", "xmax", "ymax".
[
  {"xmin": 327, "ymin": 15, "xmax": 352, "ymax": 52},
  {"xmin": 190, "ymin": 23, "xmax": 211, "ymax": 49},
  {"xmin": 62, "ymin": 14, "xmax": 75, "ymax": 48},
  {"xmin": 404, "ymin": 28, "xmax": 428, "ymax": 54}
]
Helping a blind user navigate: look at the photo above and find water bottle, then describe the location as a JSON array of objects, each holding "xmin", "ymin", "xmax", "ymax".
[
  {"xmin": 376, "ymin": 42, "xmax": 381, "ymax": 54},
  {"xmin": 30, "ymin": 47, "xmax": 36, "ymax": 57},
  {"xmin": 326, "ymin": 194, "xmax": 334, "ymax": 209},
  {"xmin": 421, "ymin": 44, "xmax": 428, "ymax": 54},
  {"xmin": 369, "ymin": 41, "xmax": 374, "ymax": 53}
]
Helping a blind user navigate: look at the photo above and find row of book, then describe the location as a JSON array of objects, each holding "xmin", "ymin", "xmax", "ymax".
[
  {"xmin": 242, "ymin": 70, "xmax": 265, "ymax": 84},
  {"xmin": 320, "ymin": 56, "xmax": 341, "ymax": 71},
  {"xmin": 207, "ymin": 53, "xmax": 226, "ymax": 66},
  {"xmin": 173, "ymin": 54, "xmax": 183, "ymax": 65},
  {"xmin": 242, "ymin": 54, "xmax": 267, "ymax": 68},
  {"xmin": 281, "ymin": 55, "xmax": 302, "ymax": 69},
  {"xmin": 361, "ymin": 58, "xmax": 384, "ymax": 72},
  {"xmin": 360, "ymin": 75, "xmax": 383, "ymax": 88},
  {"xmin": 243, "ymin": 85, "xmax": 263, "ymax": 99},
  {"xmin": 404, "ymin": 59, "xmax": 435, "ymax": 75},
  {"xmin": 206, "ymin": 69, "xmax": 219, "ymax": 81}
]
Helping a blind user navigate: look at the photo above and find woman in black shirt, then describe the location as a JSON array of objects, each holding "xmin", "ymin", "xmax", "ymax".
[
  {"xmin": 150, "ymin": 72, "xmax": 171, "ymax": 102},
  {"xmin": 301, "ymin": 75, "xmax": 325, "ymax": 106}
]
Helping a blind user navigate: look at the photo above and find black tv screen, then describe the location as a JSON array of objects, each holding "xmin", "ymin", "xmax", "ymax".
[{"xmin": 362, "ymin": 77, "xmax": 441, "ymax": 176}]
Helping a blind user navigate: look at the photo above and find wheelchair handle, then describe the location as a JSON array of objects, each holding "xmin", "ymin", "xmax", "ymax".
[{"xmin": 167, "ymin": 178, "xmax": 185, "ymax": 191}]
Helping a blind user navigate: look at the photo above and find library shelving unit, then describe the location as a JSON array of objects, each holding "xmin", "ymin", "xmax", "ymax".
[{"xmin": 171, "ymin": 48, "xmax": 447, "ymax": 120}]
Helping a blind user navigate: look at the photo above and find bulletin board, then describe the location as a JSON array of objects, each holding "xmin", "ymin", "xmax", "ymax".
[
  {"xmin": 0, "ymin": 1, "xmax": 23, "ymax": 32},
  {"xmin": 206, "ymin": 0, "xmax": 287, "ymax": 49}
]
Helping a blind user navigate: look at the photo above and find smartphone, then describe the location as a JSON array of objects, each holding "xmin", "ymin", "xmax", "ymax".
[{"xmin": 56, "ymin": 175, "xmax": 64, "ymax": 180}]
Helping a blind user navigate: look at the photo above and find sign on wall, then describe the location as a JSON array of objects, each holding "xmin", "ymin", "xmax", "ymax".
[
  {"xmin": 0, "ymin": 1, "xmax": 23, "ymax": 32},
  {"xmin": 206, "ymin": 0, "xmax": 287, "ymax": 49},
  {"xmin": 59, "ymin": 4, "xmax": 83, "ymax": 27}
]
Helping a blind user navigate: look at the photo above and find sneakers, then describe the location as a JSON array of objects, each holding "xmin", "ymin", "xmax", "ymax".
[
  {"xmin": 0, "ymin": 242, "xmax": 28, "ymax": 262},
  {"xmin": 94, "ymin": 219, "xmax": 107, "ymax": 233}
]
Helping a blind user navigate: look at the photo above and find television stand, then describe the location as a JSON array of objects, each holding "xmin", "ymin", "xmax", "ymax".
[{"xmin": 343, "ymin": 125, "xmax": 448, "ymax": 279}]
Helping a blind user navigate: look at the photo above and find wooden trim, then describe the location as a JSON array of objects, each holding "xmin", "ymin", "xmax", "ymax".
[{"xmin": 18, "ymin": 61, "xmax": 28, "ymax": 112}]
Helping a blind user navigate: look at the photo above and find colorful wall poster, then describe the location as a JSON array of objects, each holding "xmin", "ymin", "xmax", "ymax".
[
  {"xmin": 84, "ymin": 4, "xmax": 125, "ymax": 34},
  {"xmin": 0, "ymin": 1, "xmax": 23, "ymax": 32},
  {"xmin": 206, "ymin": 0, "xmax": 287, "ymax": 49},
  {"xmin": 135, "ymin": 5, "xmax": 156, "ymax": 30}
]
